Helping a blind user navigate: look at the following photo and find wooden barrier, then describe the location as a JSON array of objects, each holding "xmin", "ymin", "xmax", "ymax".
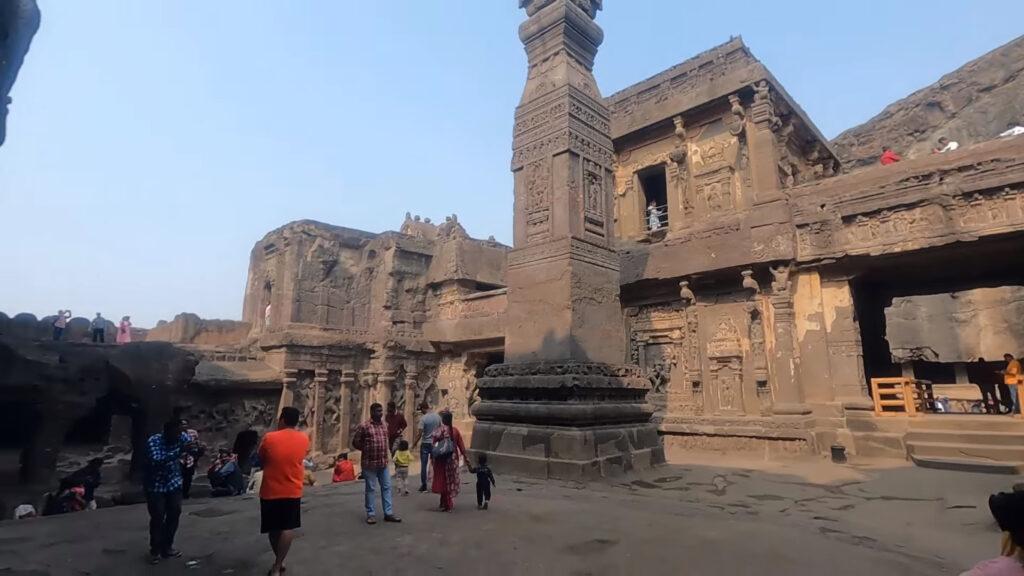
[{"xmin": 870, "ymin": 377, "xmax": 915, "ymax": 416}]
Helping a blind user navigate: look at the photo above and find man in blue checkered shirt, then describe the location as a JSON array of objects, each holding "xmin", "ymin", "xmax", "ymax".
[{"xmin": 145, "ymin": 419, "xmax": 192, "ymax": 565}]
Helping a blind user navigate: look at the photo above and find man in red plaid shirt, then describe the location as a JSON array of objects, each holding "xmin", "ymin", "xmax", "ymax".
[{"xmin": 352, "ymin": 403, "xmax": 401, "ymax": 524}]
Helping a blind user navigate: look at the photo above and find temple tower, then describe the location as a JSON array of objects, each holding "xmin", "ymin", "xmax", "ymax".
[{"xmin": 470, "ymin": 0, "xmax": 664, "ymax": 479}]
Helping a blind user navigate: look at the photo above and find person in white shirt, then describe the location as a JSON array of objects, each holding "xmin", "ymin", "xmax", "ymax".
[
  {"xmin": 999, "ymin": 122, "xmax": 1024, "ymax": 138},
  {"xmin": 933, "ymin": 136, "xmax": 959, "ymax": 154}
]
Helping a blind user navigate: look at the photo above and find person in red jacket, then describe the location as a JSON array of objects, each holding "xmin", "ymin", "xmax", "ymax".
[
  {"xmin": 880, "ymin": 146, "xmax": 902, "ymax": 165},
  {"xmin": 331, "ymin": 453, "xmax": 355, "ymax": 483}
]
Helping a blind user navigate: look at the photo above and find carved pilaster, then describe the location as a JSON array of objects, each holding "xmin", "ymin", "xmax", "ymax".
[
  {"xmin": 767, "ymin": 265, "xmax": 809, "ymax": 415},
  {"xmin": 339, "ymin": 370, "xmax": 358, "ymax": 448},
  {"xmin": 748, "ymin": 81, "xmax": 783, "ymax": 204}
]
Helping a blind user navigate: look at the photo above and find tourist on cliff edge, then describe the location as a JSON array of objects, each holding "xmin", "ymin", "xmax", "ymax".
[
  {"xmin": 117, "ymin": 315, "xmax": 132, "ymax": 344},
  {"xmin": 353, "ymin": 402, "xmax": 402, "ymax": 524},
  {"xmin": 879, "ymin": 146, "xmax": 902, "ymax": 165}
]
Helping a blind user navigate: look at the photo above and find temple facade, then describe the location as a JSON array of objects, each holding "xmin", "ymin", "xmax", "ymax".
[{"xmin": 239, "ymin": 36, "xmax": 1024, "ymax": 469}]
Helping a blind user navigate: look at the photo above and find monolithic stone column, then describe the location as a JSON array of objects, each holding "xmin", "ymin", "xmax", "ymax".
[
  {"xmin": 277, "ymin": 368, "xmax": 299, "ymax": 416},
  {"xmin": 309, "ymin": 369, "xmax": 329, "ymax": 452},
  {"xmin": 472, "ymin": 0, "xmax": 662, "ymax": 480},
  {"xmin": 339, "ymin": 369, "xmax": 357, "ymax": 449}
]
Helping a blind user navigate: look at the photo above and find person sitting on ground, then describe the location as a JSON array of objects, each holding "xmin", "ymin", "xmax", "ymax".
[
  {"xmin": 470, "ymin": 453, "xmax": 496, "ymax": 511},
  {"xmin": 303, "ymin": 458, "xmax": 317, "ymax": 487},
  {"xmin": 393, "ymin": 440, "xmax": 412, "ymax": 496},
  {"xmin": 999, "ymin": 122, "xmax": 1024, "ymax": 138},
  {"xmin": 63, "ymin": 457, "xmax": 104, "ymax": 506},
  {"xmin": 959, "ymin": 491, "xmax": 1024, "ymax": 575},
  {"xmin": 332, "ymin": 452, "xmax": 356, "ymax": 483},
  {"xmin": 933, "ymin": 136, "xmax": 960, "ymax": 154},
  {"xmin": 208, "ymin": 449, "xmax": 244, "ymax": 497},
  {"xmin": 879, "ymin": 146, "xmax": 902, "ymax": 165}
]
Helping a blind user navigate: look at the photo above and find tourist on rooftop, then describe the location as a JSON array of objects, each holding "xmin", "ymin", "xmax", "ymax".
[
  {"xmin": 116, "ymin": 316, "xmax": 132, "ymax": 344},
  {"xmin": 415, "ymin": 401, "xmax": 442, "ymax": 493},
  {"xmin": 1000, "ymin": 354, "xmax": 1022, "ymax": 415},
  {"xmin": 353, "ymin": 402, "xmax": 402, "ymax": 524},
  {"xmin": 431, "ymin": 410, "xmax": 468, "ymax": 512},
  {"xmin": 1000, "ymin": 122, "xmax": 1024, "ymax": 138},
  {"xmin": 385, "ymin": 401, "xmax": 407, "ymax": 455},
  {"xmin": 970, "ymin": 358, "xmax": 1000, "ymax": 414},
  {"xmin": 90, "ymin": 313, "xmax": 106, "ymax": 343},
  {"xmin": 258, "ymin": 406, "xmax": 310, "ymax": 576},
  {"xmin": 933, "ymin": 136, "xmax": 960, "ymax": 154},
  {"xmin": 879, "ymin": 146, "xmax": 902, "ymax": 165},
  {"xmin": 144, "ymin": 418, "xmax": 192, "ymax": 565},
  {"xmin": 52, "ymin": 309, "xmax": 71, "ymax": 341},
  {"xmin": 959, "ymin": 491, "xmax": 1024, "ymax": 575},
  {"xmin": 647, "ymin": 200, "xmax": 663, "ymax": 231},
  {"xmin": 332, "ymin": 452, "xmax": 355, "ymax": 483}
]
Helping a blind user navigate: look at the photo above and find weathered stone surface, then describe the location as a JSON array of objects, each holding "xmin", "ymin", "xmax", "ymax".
[
  {"xmin": 0, "ymin": 0, "xmax": 40, "ymax": 146},
  {"xmin": 833, "ymin": 35, "xmax": 1024, "ymax": 169},
  {"xmin": 146, "ymin": 312, "xmax": 250, "ymax": 346},
  {"xmin": 886, "ymin": 286, "xmax": 1024, "ymax": 363}
]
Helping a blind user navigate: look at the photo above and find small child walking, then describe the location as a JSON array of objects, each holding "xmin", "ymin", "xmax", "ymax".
[
  {"xmin": 393, "ymin": 439, "xmax": 412, "ymax": 495},
  {"xmin": 471, "ymin": 453, "xmax": 496, "ymax": 510}
]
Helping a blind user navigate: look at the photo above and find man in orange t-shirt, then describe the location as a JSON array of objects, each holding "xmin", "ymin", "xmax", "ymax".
[{"xmin": 258, "ymin": 407, "xmax": 310, "ymax": 576}]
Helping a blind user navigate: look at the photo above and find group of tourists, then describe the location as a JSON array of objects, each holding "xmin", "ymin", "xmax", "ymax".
[
  {"xmin": 50, "ymin": 309, "xmax": 133, "ymax": 344},
  {"xmin": 971, "ymin": 354, "xmax": 1023, "ymax": 416},
  {"xmin": 140, "ymin": 400, "xmax": 493, "ymax": 574},
  {"xmin": 879, "ymin": 121, "xmax": 1024, "ymax": 166}
]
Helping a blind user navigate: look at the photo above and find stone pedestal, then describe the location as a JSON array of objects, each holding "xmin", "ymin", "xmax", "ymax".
[{"xmin": 471, "ymin": 362, "xmax": 663, "ymax": 480}]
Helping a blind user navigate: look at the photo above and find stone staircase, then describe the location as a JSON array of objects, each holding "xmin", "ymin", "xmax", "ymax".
[{"xmin": 905, "ymin": 416, "xmax": 1024, "ymax": 474}]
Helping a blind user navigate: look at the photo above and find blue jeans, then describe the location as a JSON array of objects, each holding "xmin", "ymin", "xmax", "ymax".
[
  {"xmin": 419, "ymin": 442, "xmax": 432, "ymax": 490},
  {"xmin": 1011, "ymin": 386, "xmax": 1020, "ymax": 414},
  {"xmin": 363, "ymin": 467, "xmax": 393, "ymax": 518}
]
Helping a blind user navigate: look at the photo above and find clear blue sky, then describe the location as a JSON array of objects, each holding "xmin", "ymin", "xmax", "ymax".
[{"xmin": 3, "ymin": 1, "xmax": 1022, "ymax": 327}]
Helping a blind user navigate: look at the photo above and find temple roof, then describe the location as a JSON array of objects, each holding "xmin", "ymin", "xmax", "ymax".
[{"xmin": 605, "ymin": 37, "xmax": 835, "ymax": 158}]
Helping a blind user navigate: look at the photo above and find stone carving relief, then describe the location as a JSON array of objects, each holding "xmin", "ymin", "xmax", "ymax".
[
  {"xmin": 707, "ymin": 317, "xmax": 742, "ymax": 359},
  {"xmin": 524, "ymin": 158, "xmax": 552, "ymax": 243},
  {"xmin": 711, "ymin": 359, "xmax": 742, "ymax": 412},
  {"xmin": 583, "ymin": 158, "xmax": 606, "ymax": 236}
]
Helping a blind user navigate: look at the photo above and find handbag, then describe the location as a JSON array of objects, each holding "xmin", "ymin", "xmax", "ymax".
[{"xmin": 431, "ymin": 431, "xmax": 454, "ymax": 460}]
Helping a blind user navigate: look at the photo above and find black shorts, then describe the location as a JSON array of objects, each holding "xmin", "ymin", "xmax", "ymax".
[{"xmin": 260, "ymin": 498, "xmax": 301, "ymax": 533}]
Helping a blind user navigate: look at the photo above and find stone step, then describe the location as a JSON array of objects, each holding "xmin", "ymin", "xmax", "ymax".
[
  {"xmin": 909, "ymin": 455, "xmax": 1024, "ymax": 475},
  {"xmin": 845, "ymin": 413, "xmax": 910, "ymax": 434},
  {"xmin": 908, "ymin": 416, "xmax": 1024, "ymax": 433},
  {"xmin": 850, "ymin": 431, "xmax": 906, "ymax": 458},
  {"xmin": 906, "ymin": 441, "xmax": 1024, "ymax": 462},
  {"xmin": 906, "ymin": 429, "xmax": 1024, "ymax": 447}
]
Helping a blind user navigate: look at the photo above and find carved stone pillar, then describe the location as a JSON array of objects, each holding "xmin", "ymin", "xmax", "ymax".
[
  {"xmin": 359, "ymin": 371, "xmax": 378, "ymax": 423},
  {"xmin": 277, "ymin": 368, "xmax": 299, "ymax": 415},
  {"xmin": 821, "ymin": 278, "xmax": 871, "ymax": 410},
  {"xmin": 309, "ymin": 369, "xmax": 329, "ymax": 452},
  {"xmin": 339, "ymin": 369, "xmax": 358, "ymax": 449},
  {"xmin": 403, "ymin": 370, "xmax": 419, "ymax": 442},
  {"xmin": 747, "ymin": 80, "xmax": 782, "ymax": 205},
  {"xmin": 768, "ymin": 265, "xmax": 810, "ymax": 415}
]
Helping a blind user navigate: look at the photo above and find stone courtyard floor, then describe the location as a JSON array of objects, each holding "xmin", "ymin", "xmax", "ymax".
[{"xmin": 0, "ymin": 455, "xmax": 1018, "ymax": 575}]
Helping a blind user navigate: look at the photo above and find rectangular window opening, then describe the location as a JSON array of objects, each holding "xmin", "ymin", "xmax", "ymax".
[{"xmin": 639, "ymin": 166, "xmax": 668, "ymax": 232}]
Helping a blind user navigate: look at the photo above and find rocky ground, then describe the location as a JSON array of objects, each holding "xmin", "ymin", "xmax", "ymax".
[{"xmin": 0, "ymin": 455, "xmax": 1017, "ymax": 575}]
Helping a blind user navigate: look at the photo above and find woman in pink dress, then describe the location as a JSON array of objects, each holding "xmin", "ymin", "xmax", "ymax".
[
  {"xmin": 960, "ymin": 492, "xmax": 1024, "ymax": 575},
  {"xmin": 116, "ymin": 316, "xmax": 132, "ymax": 344}
]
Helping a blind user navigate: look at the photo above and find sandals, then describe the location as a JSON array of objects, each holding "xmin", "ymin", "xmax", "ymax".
[{"xmin": 366, "ymin": 516, "xmax": 377, "ymax": 525}]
